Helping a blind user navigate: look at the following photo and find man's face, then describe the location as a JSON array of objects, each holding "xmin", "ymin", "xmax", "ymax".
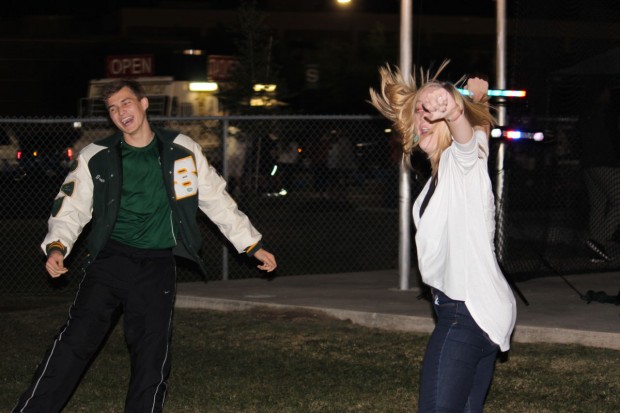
[{"xmin": 106, "ymin": 86, "xmax": 149, "ymax": 135}]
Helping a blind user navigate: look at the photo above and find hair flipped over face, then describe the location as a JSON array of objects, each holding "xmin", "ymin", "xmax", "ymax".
[{"xmin": 369, "ymin": 60, "xmax": 495, "ymax": 174}]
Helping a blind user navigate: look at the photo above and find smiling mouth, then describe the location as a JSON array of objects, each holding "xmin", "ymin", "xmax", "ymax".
[
  {"xmin": 417, "ymin": 125, "xmax": 433, "ymax": 138},
  {"xmin": 121, "ymin": 116, "xmax": 133, "ymax": 126}
]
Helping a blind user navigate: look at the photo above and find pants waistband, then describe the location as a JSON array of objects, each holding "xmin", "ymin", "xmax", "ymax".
[
  {"xmin": 103, "ymin": 238, "xmax": 174, "ymax": 259},
  {"xmin": 431, "ymin": 288, "xmax": 465, "ymax": 304}
]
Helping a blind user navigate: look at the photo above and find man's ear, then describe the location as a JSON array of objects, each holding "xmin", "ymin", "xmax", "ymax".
[{"xmin": 141, "ymin": 96, "xmax": 149, "ymax": 111}]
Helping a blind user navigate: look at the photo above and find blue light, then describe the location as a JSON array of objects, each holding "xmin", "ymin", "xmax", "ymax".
[{"xmin": 457, "ymin": 88, "xmax": 526, "ymax": 98}]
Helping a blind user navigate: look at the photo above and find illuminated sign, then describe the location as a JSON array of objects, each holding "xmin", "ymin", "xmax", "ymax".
[
  {"xmin": 208, "ymin": 55, "xmax": 239, "ymax": 82},
  {"xmin": 106, "ymin": 55, "xmax": 154, "ymax": 78}
]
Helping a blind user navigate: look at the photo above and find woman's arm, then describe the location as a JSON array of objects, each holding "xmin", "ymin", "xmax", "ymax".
[{"xmin": 466, "ymin": 77, "xmax": 491, "ymax": 137}]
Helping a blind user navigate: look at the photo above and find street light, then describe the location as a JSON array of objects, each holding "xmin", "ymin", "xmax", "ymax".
[
  {"xmin": 332, "ymin": 0, "xmax": 413, "ymax": 290},
  {"xmin": 189, "ymin": 82, "xmax": 218, "ymax": 92},
  {"xmin": 253, "ymin": 84, "xmax": 277, "ymax": 92}
]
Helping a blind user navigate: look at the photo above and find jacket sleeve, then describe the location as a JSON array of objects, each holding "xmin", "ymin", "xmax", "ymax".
[
  {"xmin": 451, "ymin": 130, "xmax": 488, "ymax": 174},
  {"xmin": 189, "ymin": 138, "xmax": 262, "ymax": 253},
  {"xmin": 41, "ymin": 150, "xmax": 94, "ymax": 257}
]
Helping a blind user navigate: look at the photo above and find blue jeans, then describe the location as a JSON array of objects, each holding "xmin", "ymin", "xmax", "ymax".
[{"xmin": 418, "ymin": 289, "xmax": 499, "ymax": 413}]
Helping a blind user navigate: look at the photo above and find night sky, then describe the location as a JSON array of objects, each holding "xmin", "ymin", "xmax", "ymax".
[
  {"xmin": 6, "ymin": 0, "xmax": 620, "ymax": 22},
  {"xmin": 4, "ymin": 0, "xmax": 497, "ymax": 18},
  {"xmin": 2, "ymin": 0, "xmax": 619, "ymax": 115}
]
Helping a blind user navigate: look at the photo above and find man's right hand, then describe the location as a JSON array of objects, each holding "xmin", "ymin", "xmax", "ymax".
[{"xmin": 45, "ymin": 250, "xmax": 68, "ymax": 278}]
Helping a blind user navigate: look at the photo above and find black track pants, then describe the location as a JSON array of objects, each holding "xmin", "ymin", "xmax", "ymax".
[{"xmin": 14, "ymin": 240, "xmax": 177, "ymax": 413}]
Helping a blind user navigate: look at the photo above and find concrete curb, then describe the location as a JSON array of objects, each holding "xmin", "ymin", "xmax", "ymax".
[
  {"xmin": 176, "ymin": 295, "xmax": 436, "ymax": 333},
  {"xmin": 175, "ymin": 295, "xmax": 620, "ymax": 351},
  {"xmin": 512, "ymin": 325, "xmax": 620, "ymax": 351}
]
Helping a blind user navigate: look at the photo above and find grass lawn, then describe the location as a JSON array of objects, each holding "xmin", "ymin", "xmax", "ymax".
[{"xmin": 2, "ymin": 298, "xmax": 619, "ymax": 413}]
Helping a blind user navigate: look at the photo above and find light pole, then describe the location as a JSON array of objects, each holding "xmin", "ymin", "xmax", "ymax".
[
  {"xmin": 494, "ymin": 0, "xmax": 507, "ymax": 265},
  {"xmin": 398, "ymin": 0, "xmax": 413, "ymax": 291},
  {"xmin": 334, "ymin": 0, "xmax": 413, "ymax": 290}
]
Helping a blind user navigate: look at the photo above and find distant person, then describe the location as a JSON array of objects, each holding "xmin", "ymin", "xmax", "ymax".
[
  {"xmin": 226, "ymin": 125, "xmax": 249, "ymax": 196},
  {"xmin": 326, "ymin": 128, "xmax": 358, "ymax": 194},
  {"xmin": 275, "ymin": 135, "xmax": 300, "ymax": 192},
  {"xmin": 579, "ymin": 78, "xmax": 620, "ymax": 262},
  {"xmin": 308, "ymin": 130, "xmax": 332, "ymax": 195},
  {"xmin": 370, "ymin": 61, "xmax": 516, "ymax": 412},
  {"xmin": 380, "ymin": 129, "xmax": 407, "ymax": 208},
  {"xmin": 13, "ymin": 79, "xmax": 277, "ymax": 413}
]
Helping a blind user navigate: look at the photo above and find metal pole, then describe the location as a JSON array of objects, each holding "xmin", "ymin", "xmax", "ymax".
[
  {"xmin": 222, "ymin": 119, "xmax": 230, "ymax": 280},
  {"xmin": 398, "ymin": 0, "xmax": 412, "ymax": 290},
  {"xmin": 496, "ymin": 0, "xmax": 507, "ymax": 126},
  {"xmin": 495, "ymin": 0, "xmax": 507, "ymax": 264}
]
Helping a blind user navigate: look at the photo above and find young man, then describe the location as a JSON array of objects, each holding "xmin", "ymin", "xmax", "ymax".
[{"xmin": 14, "ymin": 79, "xmax": 277, "ymax": 413}]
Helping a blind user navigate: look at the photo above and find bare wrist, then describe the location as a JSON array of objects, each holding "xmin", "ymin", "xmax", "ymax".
[{"xmin": 446, "ymin": 107, "xmax": 464, "ymax": 123}]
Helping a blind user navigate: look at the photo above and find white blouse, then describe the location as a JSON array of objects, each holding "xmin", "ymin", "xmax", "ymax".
[{"xmin": 413, "ymin": 130, "xmax": 516, "ymax": 351}]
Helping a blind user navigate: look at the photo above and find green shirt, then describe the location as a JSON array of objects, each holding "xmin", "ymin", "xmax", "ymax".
[{"xmin": 110, "ymin": 137, "xmax": 177, "ymax": 249}]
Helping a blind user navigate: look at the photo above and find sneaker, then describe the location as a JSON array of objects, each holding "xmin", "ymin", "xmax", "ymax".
[{"xmin": 585, "ymin": 239, "xmax": 611, "ymax": 262}]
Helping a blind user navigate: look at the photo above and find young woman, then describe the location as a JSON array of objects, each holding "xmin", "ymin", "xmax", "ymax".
[{"xmin": 370, "ymin": 61, "xmax": 516, "ymax": 412}]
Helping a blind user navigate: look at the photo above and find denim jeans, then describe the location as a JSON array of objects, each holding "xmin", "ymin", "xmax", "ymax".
[{"xmin": 418, "ymin": 289, "xmax": 499, "ymax": 413}]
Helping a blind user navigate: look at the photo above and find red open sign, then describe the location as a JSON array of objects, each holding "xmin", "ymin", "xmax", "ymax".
[{"xmin": 106, "ymin": 55, "xmax": 154, "ymax": 78}]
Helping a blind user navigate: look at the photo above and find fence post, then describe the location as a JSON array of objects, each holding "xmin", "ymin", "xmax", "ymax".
[{"xmin": 222, "ymin": 118, "xmax": 229, "ymax": 281}]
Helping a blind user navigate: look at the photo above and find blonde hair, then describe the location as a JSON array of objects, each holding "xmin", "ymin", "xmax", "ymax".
[{"xmin": 369, "ymin": 60, "xmax": 495, "ymax": 174}]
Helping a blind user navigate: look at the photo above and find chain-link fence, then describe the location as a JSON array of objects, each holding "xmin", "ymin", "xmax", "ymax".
[
  {"xmin": 0, "ymin": 116, "xmax": 414, "ymax": 295},
  {"xmin": 1, "ymin": 114, "xmax": 618, "ymax": 295},
  {"xmin": 490, "ymin": 115, "xmax": 620, "ymax": 281},
  {"xmin": 498, "ymin": 1, "xmax": 620, "ymax": 280}
]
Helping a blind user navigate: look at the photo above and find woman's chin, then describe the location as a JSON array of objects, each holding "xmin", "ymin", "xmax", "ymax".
[{"xmin": 419, "ymin": 137, "xmax": 434, "ymax": 154}]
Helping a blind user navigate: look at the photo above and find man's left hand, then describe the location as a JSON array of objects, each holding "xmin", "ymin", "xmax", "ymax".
[{"xmin": 253, "ymin": 249, "xmax": 277, "ymax": 272}]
